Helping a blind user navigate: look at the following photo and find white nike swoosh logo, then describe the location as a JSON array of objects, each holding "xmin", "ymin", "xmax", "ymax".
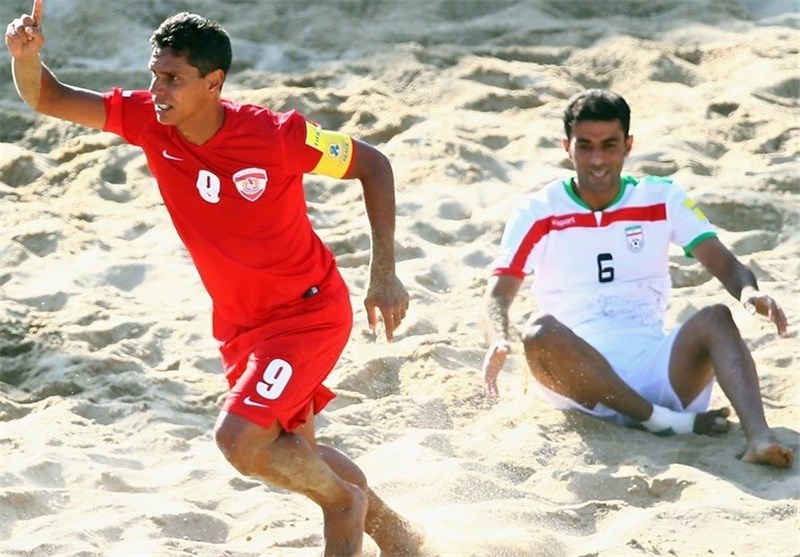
[
  {"xmin": 162, "ymin": 149, "xmax": 184, "ymax": 161},
  {"xmin": 243, "ymin": 396, "xmax": 270, "ymax": 409}
]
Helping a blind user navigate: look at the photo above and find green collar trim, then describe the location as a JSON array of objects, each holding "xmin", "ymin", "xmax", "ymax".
[{"xmin": 562, "ymin": 175, "xmax": 639, "ymax": 210}]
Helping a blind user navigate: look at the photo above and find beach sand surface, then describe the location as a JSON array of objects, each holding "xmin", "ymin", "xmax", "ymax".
[{"xmin": 1, "ymin": 1, "xmax": 798, "ymax": 555}]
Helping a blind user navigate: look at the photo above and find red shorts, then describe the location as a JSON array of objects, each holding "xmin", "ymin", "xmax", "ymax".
[{"xmin": 220, "ymin": 276, "xmax": 352, "ymax": 431}]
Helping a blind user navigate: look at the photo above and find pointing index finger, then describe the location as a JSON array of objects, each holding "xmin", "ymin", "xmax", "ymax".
[{"xmin": 32, "ymin": 0, "xmax": 43, "ymax": 26}]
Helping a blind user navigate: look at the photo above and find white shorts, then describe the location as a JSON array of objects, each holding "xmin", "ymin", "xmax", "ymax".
[{"xmin": 534, "ymin": 326, "xmax": 715, "ymax": 426}]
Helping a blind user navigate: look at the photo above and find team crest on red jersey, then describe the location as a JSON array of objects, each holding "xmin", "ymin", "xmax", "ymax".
[{"xmin": 233, "ymin": 167, "xmax": 268, "ymax": 202}]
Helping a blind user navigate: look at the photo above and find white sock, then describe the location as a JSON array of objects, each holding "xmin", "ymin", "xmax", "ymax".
[{"xmin": 641, "ymin": 404, "xmax": 695, "ymax": 436}]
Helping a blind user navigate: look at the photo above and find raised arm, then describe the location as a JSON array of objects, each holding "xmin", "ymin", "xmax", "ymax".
[
  {"xmin": 5, "ymin": 0, "xmax": 106, "ymax": 129},
  {"xmin": 343, "ymin": 138, "xmax": 409, "ymax": 342},
  {"xmin": 693, "ymin": 237, "xmax": 788, "ymax": 336}
]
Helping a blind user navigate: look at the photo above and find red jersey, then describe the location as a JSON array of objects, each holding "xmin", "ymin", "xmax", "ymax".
[{"xmin": 102, "ymin": 89, "xmax": 351, "ymax": 339}]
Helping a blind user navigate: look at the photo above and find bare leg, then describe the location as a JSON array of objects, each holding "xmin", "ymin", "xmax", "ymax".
[
  {"xmin": 214, "ymin": 411, "xmax": 366, "ymax": 556},
  {"xmin": 670, "ymin": 305, "xmax": 793, "ymax": 468},
  {"xmin": 522, "ymin": 314, "xmax": 727, "ymax": 431},
  {"xmin": 523, "ymin": 314, "xmax": 656, "ymax": 420},
  {"xmin": 317, "ymin": 444, "xmax": 426, "ymax": 556}
]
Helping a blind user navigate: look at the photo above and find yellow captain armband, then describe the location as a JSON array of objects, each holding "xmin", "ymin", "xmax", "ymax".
[
  {"xmin": 304, "ymin": 121, "xmax": 354, "ymax": 178},
  {"xmin": 683, "ymin": 197, "xmax": 708, "ymax": 222}
]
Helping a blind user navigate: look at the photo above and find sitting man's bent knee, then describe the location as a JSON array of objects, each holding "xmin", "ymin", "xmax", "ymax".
[{"xmin": 522, "ymin": 314, "xmax": 562, "ymax": 347}]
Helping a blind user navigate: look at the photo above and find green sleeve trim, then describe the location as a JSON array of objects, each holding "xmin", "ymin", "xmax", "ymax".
[{"xmin": 683, "ymin": 232, "xmax": 717, "ymax": 257}]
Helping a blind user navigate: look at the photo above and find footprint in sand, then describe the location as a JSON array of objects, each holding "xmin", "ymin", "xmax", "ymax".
[
  {"xmin": 757, "ymin": 127, "xmax": 799, "ymax": 155},
  {"xmin": 460, "ymin": 65, "xmax": 525, "ymax": 91},
  {"xmin": 564, "ymin": 470, "xmax": 692, "ymax": 508},
  {"xmin": 437, "ymin": 199, "xmax": 472, "ymax": 221},
  {"xmin": 698, "ymin": 196, "xmax": 784, "ymax": 233},
  {"xmin": 403, "ymin": 317, "xmax": 438, "ymax": 337},
  {"xmin": 462, "ymin": 90, "xmax": 544, "ymax": 113},
  {"xmin": 84, "ymin": 450, "xmax": 144, "ymax": 470},
  {"xmin": 17, "ymin": 291, "xmax": 69, "ymax": 312},
  {"xmin": 20, "ymin": 460, "xmax": 66, "ymax": 488},
  {"xmin": 546, "ymin": 501, "xmax": 617, "ymax": 537},
  {"xmin": 463, "ymin": 250, "xmax": 493, "ymax": 268},
  {"xmin": 118, "ymin": 220, "xmax": 156, "ymax": 241},
  {"xmin": 91, "ymin": 148, "xmax": 143, "ymax": 203},
  {"xmin": 567, "ymin": 36, "xmax": 699, "ymax": 89},
  {"xmin": 0, "ymin": 109, "xmax": 36, "ymax": 144},
  {"xmin": 0, "ymin": 147, "xmax": 46, "ymax": 187},
  {"xmin": 12, "ymin": 230, "xmax": 61, "ymax": 258},
  {"xmin": 0, "ymin": 488, "xmax": 69, "ymax": 522},
  {"xmin": 632, "ymin": 158, "xmax": 678, "ymax": 177},
  {"xmin": 0, "ymin": 395, "xmax": 33, "ymax": 420},
  {"xmin": 684, "ymin": 139, "xmax": 728, "ymax": 160},
  {"xmin": 353, "ymin": 111, "xmax": 422, "ymax": 144},
  {"xmin": 647, "ymin": 52, "xmax": 700, "ymax": 86},
  {"xmin": 395, "ymin": 238, "xmax": 426, "ymax": 262},
  {"xmin": 102, "ymin": 264, "xmax": 149, "ymax": 292},
  {"xmin": 150, "ymin": 511, "xmax": 230, "ymax": 544},
  {"xmin": 96, "ymin": 471, "xmax": 151, "ymax": 493},
  {"xmin": 70, "ymin": 320, "xmax": 150, "ymax": 351},
  {"xmin": 753, "ymin": 76, "xmax": 799, "ymax": 108},
  {"xmin": 412, "ymin": 220, "xmax": 490, "ymax": 247},
  {"xmin": 72, "ymin": 399, "xmax": 149, "ymax": 426},
  {"xmin": 325, "ymin": 232, "xmax": 370, "ymax": 256},
  {"xmin": 728, "ymin": 230, "xmax": 779, "ymax": 256},
  {"xmin": 706, "ymin": 101, "xmax": 739, "ymax": 118},
  {"xmin": 229, "ymin": 477, "xmax": 263, "ymax": 491},
  {"xmin": 478, "ymin": 134, "xmax": 512, "ymax": 150},
  {"xmin": 414, "ymin": 262, "xmax": 453, "ymax": 293},
  {"xmin": 685, "ymin": 157, "xmax": 716, "ymax": 176},
  {"xmin": 669, "ymin": 260, "xmax": 712, "ymax": 288}
]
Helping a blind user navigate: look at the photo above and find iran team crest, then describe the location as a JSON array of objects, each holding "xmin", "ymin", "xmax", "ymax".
[
  {"xmin": 233, "ymin": 167, "xmax": 268, "ymax": 202},
  {"xmin": 625, "ymin": 225, "xmax": 644, "ymax": 252}
]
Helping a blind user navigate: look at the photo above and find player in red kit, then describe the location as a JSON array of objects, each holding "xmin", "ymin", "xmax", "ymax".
[{"xmin": 6, "ymin": 2, "xmax": 425, "ymax": 555}]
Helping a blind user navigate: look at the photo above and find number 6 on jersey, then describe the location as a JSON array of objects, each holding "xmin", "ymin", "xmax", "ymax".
[{"xmin": 597, "ymin": 252, "xmax": 614, "ymax": 283}]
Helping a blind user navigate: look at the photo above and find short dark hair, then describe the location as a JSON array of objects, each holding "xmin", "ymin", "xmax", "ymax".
[
  {"xmin": 563, "ymin": 89, "xmax": 631, "ymax": 139},
  {"xmin": 150, "ymin": 12, "xmax": 232, "ymax": 77}
]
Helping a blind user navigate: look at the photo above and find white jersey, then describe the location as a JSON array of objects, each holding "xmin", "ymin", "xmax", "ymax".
[{"xmin": 492, "ymin": 175, "xmax": 716, "ymax": 345}]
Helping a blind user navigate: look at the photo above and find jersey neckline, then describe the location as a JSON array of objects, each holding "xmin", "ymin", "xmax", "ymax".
[
  {"xmin": 562, "ymin": 174, "xmax": 639, "ymax": 211},
  {"xmin": 168, "ymin": 101, "xmax": 234, "ymax": 151}
]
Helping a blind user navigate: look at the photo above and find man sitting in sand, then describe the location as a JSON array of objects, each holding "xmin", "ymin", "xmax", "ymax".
[
  {"xmin": 481, "ymin": 88, "xmax": 793, "ymax": 468},
  {"xmin": 6, "ymin": 2, "xmax": 425, "ymax": 554}
]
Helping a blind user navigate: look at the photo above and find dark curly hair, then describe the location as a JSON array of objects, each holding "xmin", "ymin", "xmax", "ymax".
[{"xmin": 150, "ymin": 12, "xmax": 232, "ymax": 78}]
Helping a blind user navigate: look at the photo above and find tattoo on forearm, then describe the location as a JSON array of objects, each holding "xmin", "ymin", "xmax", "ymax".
[{"xmin": 486, "ymin": 296, "xmax": 512, "ymax": 341}]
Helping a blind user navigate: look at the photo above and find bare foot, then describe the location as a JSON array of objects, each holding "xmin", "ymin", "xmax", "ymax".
[
  {"xmin": 693, "ymin": 407, "xmax": 731, "ymax": 435},
  {"xmin": 740, "ymin": 439, "xmax": 794, "ymax": 468},
  {"xmin": 363, "ymin": 490, "xmax": 427, "ymax": 556},
  {"xmin": 375, "ymin": 517, "xmax": 427, "ymax": 557},
  {"xmin": 323, "ymin": 484, "xmax": 368, "ymax": 557}
]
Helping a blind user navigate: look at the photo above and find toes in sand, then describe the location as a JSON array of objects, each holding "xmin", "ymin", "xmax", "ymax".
[{"xmin": 740, "ymin": 442, "xmax": 794, "ymax": 469}]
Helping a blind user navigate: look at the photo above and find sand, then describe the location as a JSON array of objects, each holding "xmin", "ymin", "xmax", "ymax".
[{"xmin": 1, "ymin": 0, "xmax": 798, "ymax": 555}]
